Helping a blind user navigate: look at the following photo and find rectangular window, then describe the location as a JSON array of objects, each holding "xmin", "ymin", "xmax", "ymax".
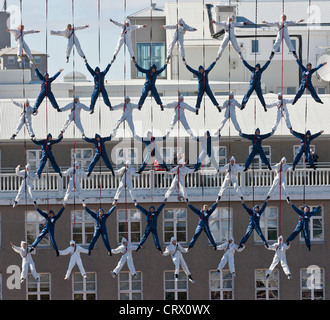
[
  {"xmin": 293, "ymin": 145, "xmax": 315, "ymax": 167},
  {"xmin": 287, "ymin": 87, "xmax": 296, "ymax": 95},
  {"xmin": 289, "ymin": 39, "xmax": 296, "ymax": 53},
  {"xmin": 71, "ymin": 210, "xmax": 95, "ymax": 245},
  {"xmin": 163, "ymin": 208, "xmax": 187, "ymax": 243},
  {"xmin": 299, "ymin": 206, "xmax": 324, "ymax": 242},
  {"xmin": 117, "ymin": 209, "xmax": 141, "ymax": 244},
  {"xmin": 255, "ymin": 269, "xmax": 279, "ymax": 300},
  {"xmin": 8, "ymin": 56, "xmax": 15, "ymax": 64},
  {"xmin": 209, "ymin": 207, "xmax": 233, "ymax": 243},
  {"xmin": 318, "ymin": 87, "xmax": 326, "ymax": 94},
  {"xmin": 27, "ymin": 273, "xmax": 51, "ymax": 300},
  {"xmin": 209, "ymin": 269, "xmax": 233, "ymax": 300},
  {"xmin": 71, "ymin": 148, "xmax": 94, "ymax": 171},
  {"xmin": 249, "ymin": 145, "xmax": 271, "ymax": 169},
  {"xmin": 27, "ymin": 150, "xmax": 43, "ymax": 172},
  {"xmin": 164, "ymin": 271, "xmax": 188, "ymax": 300},
  {"xmin": 118, "ymin": 272, "xmax": 143, "ymax": 300},
  {"xmin": 73, "ymin": 272, "xmax": 97, "ymax": 300},
  {"xmin": 301, "ymin": 267, "xmax": 324, "ymax": 300},
  {"xmin": 257, "ymin": 206, "xmax": 278, "ymax": 243},
  {"xmin": 26, "ymin": 211, "xmax": 50, "ymax": 247},
  {"xmin": 34, "ymin": 56, "xmax": 41, "ymax": 64},
  {"xmin": 136, "ymin": 43, "xmax": 166, "ymax": 78},
  {"xmin": 251, "ymin": 40, "xmax": 259, "ymax": 53},
  {"xmin": 115, "ymin": 147, "xmax": 138, "ymax": 166}
]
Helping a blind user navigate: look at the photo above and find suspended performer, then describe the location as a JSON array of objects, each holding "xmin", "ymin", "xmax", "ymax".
[
  {"xmin": 13, "ymin": 164, "xmax": 37, "ymax": 208},
  {"xmin": 163, "ymin": 94, "xmax": 196, "ymax": 137},
  {"xmin": 292, "ymin": 59, "xmax": 327, "ymax": 105},
  {"xmin": 113, "ymin": 161, "xmax": 139, "ymax": 205},
  {"xmin": 111, "ymin": 96, "xmax": 140, "ymax": 134},
  {"xmin": 110, "ymin": 18, "xmax": 147, "ymax": 63},
  {"xmin": 215, "ymin": 237, "xmax": 245, "ymax": 277},
  {"xmin": 266, "ymin": 157, "xmax": 292, "ymax": 203},
  {"xmin": 266, "ymin": 93, "xmax": 293, "ymax": 132},
  {"xmin": 164, "ymin": 159, "xmax": 194, "ymax": 201},
  {"xmin": 265, "ymin": 235, "xmax": 291, "ymax": 280},
  {"xmin": 211, "ymin": 15, "xmax": 250, "ymax": 61},
  {"xmin": 290, "ymin": 129, "xmax": 324, "ymax": 171},
  {"xmin": 111, "ymin": 237, "xmax": 138, "ymax": 279},
  {"xmin": 162, "ymin": 236, "xmax": 195, "ymax": 284},
  {"xmin": 184, "ymin": 60, "xmax": 220, "ymax": 114},
  {"xmin": 191, "ymin": 131, "xmax": 221, "ymax": 172},
  {"xmin": 11, "ymin": 241, "xmax": 39, "ymax": 284},
  {"xmin": 217, "ymin": 156, "xmax": 245, "ymax": 201},
  {"xmin": 215, "ymin": 92, "xmax": 242, "ymax": 134},
  {"xmin": 286, "ymin": 201, "xmax": 323, "ymax": 251},
  {"xmin": 32, "ymin": 133, "xmax": 63, "ymax": 178},
  {"xmin": 240, "ymin": 59, "xmax": 271, "ymax": 112},
  {"xmin": 32, "ymin": 65, "xmax": 64, "ymax": 113},
  {"xmin": 50, "ymin": 24, "xmax": 89, "ymax": 63},
  {"xmin": 59, "ymin": 240, "xmax": 89, "ymax": 280},
  {"xmin": 135, "ymin": 62, "xmax": 167, "ymax": 111},
  {"xmin": 186, "ymin": 198, "xmax": 219, "ymax": 250},
  {"xmin": 161, "ymin": 18, "xmax": 197, "ymax": 63},
  {"xmin": 59, "ymin": 96, "xmax": 90, "ymax": 138},
  {"xmin": 83, "ymin": 203, "xmax": 116, "ymax": 256},
  {"xmin": 134, "ymin": 200, "xmax": 167, "ymax": 253},
  {"xmin": 7, "ymin": 25, "xmax": 40, "ymax": 64},
  {"xmin": 134, "ymin": 131, "xmax": 169, "ymax": 174},
  {"xmin": 239, "ymin": 128, "xmax": 274, "ymax": 171},
  {"xmin": 238, "ymin": 199, "xmax": 269, "ymax": 248},
  {"xmin": 83, "ymin": 133, "xmax": 115, "ymax": 176},
  {"xmin": 62, "ymin": 161, "xmax": 87, "ymax": 206},
  {"xmin": 262, "ymin": 14, "xmax": 303, "ymax": 60},
  {"xmin": 85, "ymin": 61, "xmax": 113, "ymax": 114},
  {"xmin": 10, "ymin": 99, "xmax": 36, "ymax": 140},
  {"xmin": 29, "ymin": 204, "xmax": 66, "ymax": 256}
]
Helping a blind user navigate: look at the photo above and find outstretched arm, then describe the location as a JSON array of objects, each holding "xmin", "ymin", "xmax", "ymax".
[
  {"xmin": 85, "ymin": 63, "xmax": 95, "ymax": 76},
  {"xmin": 290, "ymin": 129, "xmax": 305, "ymax": 140},
  {"xmin": 310, "ymin": 131, "xmax": 323, "ymax": 141},
  {"xmin": 239, "ymin": 132, "xmax": 255, "ymax": 141},
  {"xmin": 185, "ymin": 64, "xmax": 199, "ymax": 77},
  {"xmin": 242, "ymin": 60, "xmax": 255, "ymax": 72},
  {"xmin": 156, "ymin": 64, "xmax": 167, "ymax": 75},
  {"xmin": 54, "ymin": 207, "xmax": 65, "ymax": 221},
  {"xmin": 103, "ymin": 64, "xmax": 111, "ymax": 75},
  {"xmin": 135, "ymin": 63, "xmax": 148, "ymax": 74},
  {"xmin": 296, "ymin": 59, "xmax": 307, "ymax": 72},
  {"xmin": 84, "ymin": 206, "xmax": 97, "ymax": 220},
  {"xmin": 260, "ymin": 60, "xmax": 271, "ymax": 72}
]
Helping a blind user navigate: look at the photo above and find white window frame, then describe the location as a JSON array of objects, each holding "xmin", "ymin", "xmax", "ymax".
[
  {"xmin": 300, "ymin": 267, "xmax": 325, "ymax": 300},
  {"xmin": 256, "ymin": 206, "xmax": 278, "ymax": 243},
  {"xmin": 209, "ymin": 207, "xmax": 233, "ymax": 244},
  {"xmin": 160, "ymin": 147, "xmax": 183, "ymax": 165},
  {"xmin": 118, "ymin": 271, "xmax": 143, "ymax": 300},
  {"xmin": 27, "ymin": 149, "xmax": 43, "ymax": 172},
  {"xmin": 71, "ymin": 210, "xmax": 95, "ymax": 246},
  {"xmin": 298, "ymin": 205, "xmax": 324, "ymax": 243},
  {"xmin": 26, "ymin": 211, "xmax": 50, "ymax": 247},
  {"xmin": 163, "ymin": 208, "xmax": 187, "ymax": 244},
  {"xmin": 255, "ymin": 269, "xmax": 279, "ymax": 300},
  {"xmin": 209, "ymin": 269, "xmax": 234, "ymax": 300},
  {"xmin": 72, "ymin": 272, "xmax": 97, "ymax": 300},
  {"xmin": 117, "ymin": 209, "xmax": 142, "ymax": 244},
  {"xmin": 115, "ymin": 147, "xmax": 138, "ymax": 166},
  {"xmin": 293, "ymin": 145, "xmax": 315, "ymax": 167},
  {"xmin": 249, "ymin": 145, "xmax": 271, "ymax": 169},
  {"xmin": 164, "ymin": 271, "xmax": 188, "ymax": 300},
  {"xmin": 27, "ymin": 273, "xmax": 51, "ymax": 300},
  {"xmin": 71, "ymin": 148, "xmax": 94, "ymax": 171}
]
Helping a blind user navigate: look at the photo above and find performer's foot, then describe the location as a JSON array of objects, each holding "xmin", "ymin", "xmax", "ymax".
[
  {"xmin": 215, "ymin": 269, "xmax": 220, "ymax": 276},
  {"xmin": 195, "ymin": 109, "xmax": 199, "ymax": 115},
  {"xmin": 263, "ymin": 105, "xmax": 268, "ymax": 112},
  {"xmin": 288, "ymin": 274, "xmax": 292, "ymax": 279},
  {"xmin": 56, "ymin": 250, "xmax": 60, "ymax": 257},
  {"xmin": 240, "ymin": 104, "xmax": 245, "ymax": 110},
  {"xmin": 13, "ymin": 201, "xmax": 17, "ymax": 208},
  {"xmin": 136, "ymin": 245, "xmax": 142, "ymax": 252},
  {"xmin": 10, "ymin": 134, "xmax": 16, "ymax": 140},
  {"xmin": 66, "ymin": 57, "xmax": 69, "ymax": 63},
  {"xmin": 160, "ymin": 104, "xmax": 164, "ymax": 111},
  {"xmin": 268, "ymin": 165, "xmax": 272, "ymax": 170},
  {"xmin": 265, "ymin": 274, "xmax": 270, "ymax": 280},
  {"xmin": 269, "ymin": 52, "xmax": 275, "ymax": 61},
  {"xmin": 217, "ymin": 106, "xmax": 221, "ymax": 112},
  {"xmin": 57, "ymin": 108, "xmax": 62, "ymax": 112},
  {"xmin": 243, "ymin": 167, "xmax": 248, "ymax": 172},
  {"xmin": 90, "ymin": 109, "xmax": 94, "ymax": 114},
  {"xmin": 138, "ymin": 105, "xmax": 142, "ymax": 110},
  {"xmin": 264, "ymin": 242, "xmax": 269, "ymax": 248},
  {"xmin": 111, "ymin": 271, "xmax": 116, "ymax": 278},
  {"xmin": 292, "ymin": 51, "xmax": 298, "ymax": 59},
  {"xmin": 87, "ymin": 172, "xmax": 91, "ymax": 177},
  {"xmin": 188, "ymin": 275, "xmax": 195, "ymax": 284},
  {"xmin": 286, "ymin": 197, "xmax": 290, "ymax": 204}
]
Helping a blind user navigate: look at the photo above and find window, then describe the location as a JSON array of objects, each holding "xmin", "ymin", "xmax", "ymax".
[
  {"xmin": 209, "ymin": 207, "xmax": 233, "ymax": 243},
  {"xmin": 118, "ymin": 272, "xmax": 142, "ymax": 300},
  {"xmin": 26, "ymin": 211, "xmax": 50, "ymax": 247},
  {"xmin": 255, "ymin": 269, "xmax": 279, "ymax": 300},
  {"xmin": 71, "ymin": 210, "xmax": 95, "ymax": 245},
  {"xmin": 249, "ymin": 145, "xmax": 271, "ymax": 169},
  {"xmin": 251, "ymin": 40, "xmax": 259, "ymax": 53},
  {"xmin": 318, "ymin": 87, "xmax": 326, "ymax": 94},
  {"xmin": 163, "ymin": 208, "xmax": 187, "ymax": 243},
  {"xmin": 293, "ymin": 145, "xmax": 315, "ymax": 167},
  {"xmin": 8, "ymin": 56, "xmax": 15, "ymax": 64},
  {"xmin": 115, "ymin": 147, "xmax": 138, "ymax": 166},
  {"xmin": 289, "ymin": 39, "xmax": 296, "ymax": 53},
  {"xmin": 161, "ymin": 147, "xmax": 183, "ymax": 165},
  {"xmin": 257, "ymin": 206, "xmax": 278, "ymax": 243},
  {"xmin": 27, "ymin": 273, "xmax": 51, "ymax": 300},
  {"xmin": 273, "ymin": 40, "xmax": 280, "ymax": 53},
  {"xmin": 209, "ymin": 270, "xmax": 233, "ymax": 300},
  {"xmin": 73, "ymin": 273, "xmax": 97, "ymax": 300},
  {"xmin": 71, "ymin": 148, "xmax": 93, "ymax": 171},
  {"xmin": 287, "ymin": 87, "xmax": 296, "ymax": 95},
  {"xmin": 34, "ymin": 56, "xmax": 41, "ymax": 64},
  {"xmin": 117, "ymin": 209, "xmax": 141, "ymax": 244},
  {"xmin": 299, "ymin": 205, "xmax": 324, "ymax": 242},
  {"xmin": 301, "ymin": 267, "xmax": 324, "ymax": 300},
  {"xmin": 27, "ymin": 150, "xmax": 43, "ymax": 172},
  {"xmin": 136, "ymin": 43, "xmax": 166, "ymax": 78},
  {"xmin": 164, "ymin": 271, "xmax": 188, "ymax": 300}
]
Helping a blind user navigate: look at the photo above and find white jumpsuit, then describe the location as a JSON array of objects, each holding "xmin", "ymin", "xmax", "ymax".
[
  {"xmin": 60, "ymin": 101, "xmax": 90, "ymax": 135},
  {"xmin": 264, "ymin": 20, "xmax": 299, "ymax": 53},
  {"xmin": 213, "ymin": 21, "xmax": 244, "ymax": 59},
  {"xmin": 266, "ymin": 98, "xmax": 294, "ymax": 131},
  {"xmin": 59, "ymin": 244, "xmax": 89, "ymax": 278},
  {"xmin": 12, "ymin": 242, "xmax": 39, "ymax": 281},
  {"xmin": 112, "ymin": 20, "xmax": 145, "ymax": 58},
  {"xmin": 266, "ymin": 236, "xmax": 291, "ymax": 276},
  {"xmin": 163, "ymin": 100, "xmax": 196, "ymax": 136},
  {"xmin": 50, "ymin": 26, "xmax": 88, "ymax": 59},
  {"xmin": 12, "ymin": 101, "xmax": 35, "ymax": 138},
  {"xmin": 8, "ymin": 28, "xmax": 38, "ymax": 61},
  {"xmin": 114, "ymin": 166, "xmax": 139, "ymax": 202},
  {"xmin": 267, "ymin": 157, "xmax": 291, "ymax": 198},
  {"xmin": 111, "ymin": 237, "xmax": 138, "ymax": 275},
  {"xmin": 218, "ymin": 157, "xmax": 244, "ymax": 198},
  {"xmin": 63, "ymin": 165, "xmax": 87, "ymax": 203},
  {"xmin": 163, "ymin": 237, "xmax": 191, "ymax": 276},
  {"xmin": 165, "ymin": 165, "xmax": 194, "ymax": 200},
  {"xmin": 217, "ymin": 98, "xmax": 242, "ymax": 132},
  {"xmin": 216, "ymin": 237, "xmax": 244, "ymax": 274},
  {"xmin": 112, "ymin": 102, "xmax": 139, "ymax": 134},
  {"xmin": 163, "ymin": 21, "xmax": 197, "ymax": 59},
  {"xmin": 15, "ymin": 165, "xmax": 37, "ymax": 204}
]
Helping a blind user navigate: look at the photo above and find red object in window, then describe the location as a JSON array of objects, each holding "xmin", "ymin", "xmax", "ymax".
[{"xmin": 154, "ymin": 159, "xmax": 164, "ymax": 171}]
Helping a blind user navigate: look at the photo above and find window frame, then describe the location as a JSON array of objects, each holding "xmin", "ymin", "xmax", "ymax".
[
  {"xmin": 209, "ymin": 269, "xmax": 234, "ymax": 300},
  {"xmin": 164, "ymin": 271, "xmax": 188, "ymax": 300},
  {"xmin": 26, "ymin": 149, "xmax": 43, "ymax": 172},
  {"xmin": 300, "ymin": 267, "xmax": 325, "ymax": 300},
  {"xmin": 298, "ymin": 205, "xmax": 324, "ymax": 243},
  {"xmin": 117, "ymin": 208, "xmax": 142, "ymax": 244},
  {"xmin": 27, "ymin": 273, "xmax": 51, "ymax": 300},
  {"xmin": 71, "ymin": 148, "xmax": 94, "ymax": 171},
  {"xmin": 163, "ymin": 208, "xmax": 188, "ymax": 244},
  {"xmin": 72, "ymin": 272, "xmax": 97, "ymax": 300},
  {"xmin": 209, "ymin": 207, "xmax": 233, "ymax": 244},
  {"xmin": 115, "ymin": 147, "xmax": 138, "ymax": 167},
  {"xmin": 118, "ymin": 271, "xmax": 143, "ymax": 300},
  {"xmin": 71, "ymin": 209, "xmax": 96, "ymax": 246},
  {"xmin": 26, "ymin": 210, "xmax": 50, "ymax": 247},
  {"xmin": 256, "ymin": 206, "xmax": 279, "ymax": 243},
  {"xmin": 255, "ymin": 268, "xmax": 279, "ymax": 300}
]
